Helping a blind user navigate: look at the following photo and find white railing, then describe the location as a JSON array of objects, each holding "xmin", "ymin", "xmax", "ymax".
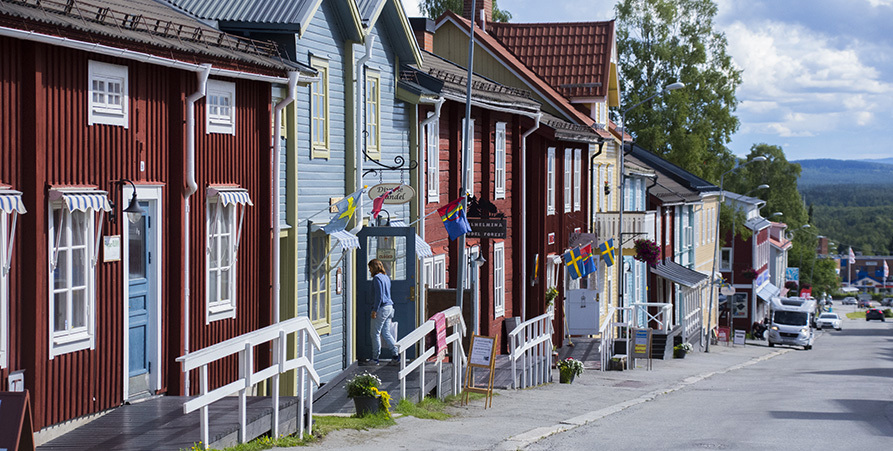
[
  {"xmin": 630, "ymin": 303, "xmax": 673, "ymax": 332},
  {"xmin": 599, "ymin": 306, "xmax": 632, "ymax": 371},
  {"xmin": 684, "ymin": 307, "xmax": 702, "ymax": 340},
  {"xmin": 394, "ymin": 306, "xmax": 466, "ymax": 402},
  {"xmin": 176, "ymin": 317, "xmax": 321, "ymax": 449},
  {"xmin": 593, "ymin": 211, "xmax": 656, "ymax": 244},
  {"xmin": 508, "ymin": 310, "xmax": 553, "ymax": 389}
]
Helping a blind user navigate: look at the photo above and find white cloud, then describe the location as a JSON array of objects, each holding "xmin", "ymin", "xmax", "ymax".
[{"xmin": 721, "ymin": 18, "xmax": 893, "ymax": 142}]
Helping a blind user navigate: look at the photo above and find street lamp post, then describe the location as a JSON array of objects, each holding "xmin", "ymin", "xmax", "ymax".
[
  {"xmin": 706, "ymin": 155, "xmax": 767, "ymax": 352},
  {"xmin": 617, "ymin": 82, "xmax": 684, "ymax": 325}
]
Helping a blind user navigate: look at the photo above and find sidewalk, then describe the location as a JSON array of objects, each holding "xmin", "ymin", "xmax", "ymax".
[{"xmin": 287, "ymin": 341, "xmax": 789, "ymax": 451}]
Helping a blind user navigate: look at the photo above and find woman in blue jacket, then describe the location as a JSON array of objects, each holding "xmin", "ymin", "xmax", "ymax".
[{"xmin": 368, "ymin": 259, "xmax": 398, "ymax": 364}]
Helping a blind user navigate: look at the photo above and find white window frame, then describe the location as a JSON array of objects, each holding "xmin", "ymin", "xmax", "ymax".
[
  {"xmin": 206, "ymin": 199, "xmax": 237, "ymax": 322},
  {"xmin": 573, "ymin": 148, "xmax": 582, "ymax": 211},
  {"xmin": 564, "ymin": 148, "xmax": 572, "ymax": 213},
  {"xmin": 206, "ymin": 79, "xmax": 236, "ymax": 135},
  {"xmin": 598, "ymin": 164, "xmax": 605, "ymax": 212},
  {"xmin": 365, "ymin": 70, "xmax": 381, "ymax": 159},
  {"xmin": 462, "ymin": 118, "xmax": 476, "ymax": 196},
  {"xmin": 494, "ymin": 122, "xmax": 506, "ymax": 199},
  {"xmin": 547, "ymin": 147, "xmax": 556, "ymax": 215},
  {"xmin": 88, "ymin": 60, "xmax": 128, "ymax": 128},
  {"xmin": 720, "ymin": 247, "xmax": 732, "ymax": 272},
  {"xmin": 606, "ymin": 165, "xmax": 614, "ymax": 211},
  {"xmin": 426, "ymin": 113, "xmax": 440, "ymax": 203},
  {"xmin": 433, "ymin": 254, "xmax": 446, "ymax": 289},
  {"xmin": 546, "ymin": 254, "xmax": 561, "ymax": 290},
  {"xmin": 48, "ymin": 206, "xmax": 96, "ymax": 358},
  {"xmin": 310, "ymin": 56, "xmax": 330, "ymax": 158},
  {"xmin": 309, "ymin": 231, "xmax": 331, "ymax": 333},
  {"xmin": 494, "ymin": 242, "xmax": 505, "ymax": 318}
]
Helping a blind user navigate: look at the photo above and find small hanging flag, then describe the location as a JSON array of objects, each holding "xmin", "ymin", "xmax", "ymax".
[
  {"xmin": 599, "ymin": 238, "xmax": 616, "ymax": 267},
  {"xmin": 371, "ymin": 185, "xmax": 401, "ymax": 219},
  {"xmin": 436, "ymin": 196, "xmax": 472, "ymax": 241}
]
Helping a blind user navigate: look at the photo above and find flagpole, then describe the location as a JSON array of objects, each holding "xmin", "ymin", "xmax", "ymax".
[{"xmin": 456, "ymin": 0, "xmax": 478, "ymax": 323}]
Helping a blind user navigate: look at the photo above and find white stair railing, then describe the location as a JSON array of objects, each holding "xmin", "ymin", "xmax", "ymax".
[
  {"xmin": 176, "ymin": 316, "xmax": 321, "ymax": 449},
  {"xmin": 631, "ymin": 302, "xmax": 673, "ymax": 332},
  {"xmin": 599, "ymin": 307, "xmax": 632, "ymax": 371},
  {"xmin": 394, "ymin": 306, "xmax": 466, "ymax": 402},
  {"xmin": 508, "ymin": 310, "xmax": 553, "ymax": 389}
]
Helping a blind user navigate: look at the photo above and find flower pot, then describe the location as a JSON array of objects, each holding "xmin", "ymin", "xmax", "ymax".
[
  {"xmin": 353, "ymin": 395, "xmax": 380, "ymax": 417},
  {"xmin": 674, "ymin": 349, "xmax": 687, "ymax": 359},
  {"xmin": 559, "ymin": 371, "xmax": 575, "ymax": 384}
]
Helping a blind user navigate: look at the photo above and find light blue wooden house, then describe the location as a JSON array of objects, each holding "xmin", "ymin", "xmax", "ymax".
[{"xmin": 168, "ymin": 0, "xmax": 423, "ymax": 385}]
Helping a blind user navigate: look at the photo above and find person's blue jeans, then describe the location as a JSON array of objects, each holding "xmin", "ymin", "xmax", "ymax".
[{"xmin": 371, "ymin": 304, "xmax": 398, "ymax": 360}]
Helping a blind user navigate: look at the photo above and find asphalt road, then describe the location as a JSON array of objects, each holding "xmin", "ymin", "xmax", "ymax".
[{"xmin": 529, "ymin": 303, "xmax": 893, "ymax": 450}]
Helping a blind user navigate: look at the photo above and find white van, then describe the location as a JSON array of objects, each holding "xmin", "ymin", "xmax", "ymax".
[{"xmin": 767, "ymin": 297, "xmax": 816, "ymax": 350}]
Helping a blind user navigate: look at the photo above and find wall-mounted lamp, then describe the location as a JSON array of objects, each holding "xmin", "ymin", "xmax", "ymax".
[{"xmin": 110, "ymin": 179, "xmax": 144, "ymax": 224}]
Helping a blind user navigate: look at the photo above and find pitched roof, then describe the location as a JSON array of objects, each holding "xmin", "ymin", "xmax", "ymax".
[
  {"xmin": 0, "ymin": 0, "xmax": 306, "ymax": 74},
  {"xmin": 166, "ymin": 0, "xmax": 317, "ymax": 28},
  {"xmin": 628, "ymin": 144, "xmax": 719, "ymax": 195},
  {"xmin": 436, "ymin": 11, "xmax": 610, "ymax": 139},
  {"xmin": 488, "ymin": 20, "xmax": 614, "ymax": 100},
  {"xmin": 404, "ymin": 50, "xmax": 541, "ymax": 112},
  {"xmin": 627, "ymin": 152, "xmax": 701, "ymax": 204}
]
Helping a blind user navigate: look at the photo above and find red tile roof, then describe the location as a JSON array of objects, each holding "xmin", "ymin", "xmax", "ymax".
[
  {"xmin": 437, "ymin": 11, "xmax": 601, "ymax": 132},
  {"xmin": 488, "ymin": 21, "xmax": 614, "ymax": 100}
]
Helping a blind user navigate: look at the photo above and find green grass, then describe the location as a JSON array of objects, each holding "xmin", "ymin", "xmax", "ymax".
[
  {"xmin": 394, "ymin": 397, "xmax": 451, "ymax": 420},
  {"xmin": 846, "ymin": 311, "xmax": 866, "ymax": 319}
]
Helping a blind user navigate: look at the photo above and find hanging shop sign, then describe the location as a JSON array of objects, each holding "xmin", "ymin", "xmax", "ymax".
[
  {"xmin": 466, "ymin": 218, "xmax": 507, "ymax": 239},
  {"xmin": 367, "ymin": 183, "xmax": 414, "ymax": 204}
]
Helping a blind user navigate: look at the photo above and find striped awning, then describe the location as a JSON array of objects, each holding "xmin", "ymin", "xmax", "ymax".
[
  {"xmin": 0, "ymin": 190, "xmax": 26, "ymax": 214},
  {"xmin": 330, "ymin": 229, "xmax": 360, "ymax": 251},
  {"xmin": 208, "ymin": 187, "xmax": 253, "ymax": 206},
  {"xmin": 60, "ymin": 192, "xmax": 112, "ymax": 213},
  {"xmin": 390, "ymin": 220, "xmax": 433, "ymax": 259}
]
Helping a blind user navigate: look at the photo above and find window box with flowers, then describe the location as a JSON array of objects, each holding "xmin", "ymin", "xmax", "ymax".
[
  {"xmin": 741, "ymin": 268, "xmax": 758, "ymax": 281},
  {"xmin": 633, "ymin": 239, "xmax": 662, "ymax": 267}
]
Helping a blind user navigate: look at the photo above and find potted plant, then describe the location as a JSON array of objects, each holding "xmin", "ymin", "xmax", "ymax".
[
  {"xmin": 556, "ymin": 357, "xmax": 584, "ymax": 383},
  {"xmin": 544, "ymin": 287, "xmax": 558, "ymax": 309},
  {"xmin": 345, "ymin": 372, "xmax": 391, "ymax": 417},
  {"xmin": 673, "ymin": 342, "xmax": 693, "ymax": 359},
  {"xmin": 633, "ymin": 239, "xmax": 662, "ymax": 267}
]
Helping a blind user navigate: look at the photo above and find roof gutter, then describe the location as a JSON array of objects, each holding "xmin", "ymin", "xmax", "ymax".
[{"xmin": 0, "ymin": 25, "xmax": 296, "ymax": 83}]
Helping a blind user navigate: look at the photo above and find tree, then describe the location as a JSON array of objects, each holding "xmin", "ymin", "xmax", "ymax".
[
  {"xmin": 421, "ymin": 0, "xmax": 512, "ymax": 22},
  {"xmin": 727, "ymin": 144, "xmax": 808, "ymax": 229},
  {"xmin": 615, "ymin": 0, "xmax": 741, "ymax": 182}
]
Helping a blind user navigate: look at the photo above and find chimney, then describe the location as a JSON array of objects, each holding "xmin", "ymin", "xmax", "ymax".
[
  {"xmin": 463, "ymin": 0, "xmax": 492, "ymax": 29},
  {"xmin": 409, "ymin": 17, "xmax": 435, "ymax": 52}
]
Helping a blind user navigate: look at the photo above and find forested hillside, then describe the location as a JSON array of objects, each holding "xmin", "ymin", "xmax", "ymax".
[
  {"xmin": 800, "ymin": 184, "xmax": 893, "ymax": 255},
  {"xmin": 795, "ymin": 159, "xmax": 893, "ymax": 187}
]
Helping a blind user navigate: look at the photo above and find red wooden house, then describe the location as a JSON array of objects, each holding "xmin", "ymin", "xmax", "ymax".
[{"xmin": 0, "ymin": 0, "xmax": 313, "ymax": 435}]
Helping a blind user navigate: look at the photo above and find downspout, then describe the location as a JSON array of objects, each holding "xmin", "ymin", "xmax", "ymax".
[
  {"xmin": 348, "ymin": 36, "xmax": 375, "ymax": 363},
  {"xmin": 418, "ymin": 98, "xmax": 445, "ymax": 327},
  {"xmin": 183, "ymin": 64, "xmax": 211, "ymax": 395},
  {"xmin": 589, "ymin": 139, "xmax": 606, "ymax": 240},
  {"xmin": 520, "ymin": 113, "xmax": 542, "ymax": 321},
  {"xmin": 273, "ymin": 72, "xmax": 300, "ymax": 324}
]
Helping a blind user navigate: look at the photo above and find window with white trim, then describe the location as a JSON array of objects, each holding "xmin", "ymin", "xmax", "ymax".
[
  {"xmin": 494, "ymin": 242, "xmax": 505, "ymax": 318},
  {"xmin": 606, "ymin": 165, "xmax": 614, "ymax": 210},
  {"xmin": 206, "ymin": 199, "xmax": 237, "ymax": 321},
  {"xmin": 206, "ymin": 79, "xmax": 236, "ymax": 135},
  {"xmin": 564, "ymin": 149, "xmax": 572, "ymax": 213},
  {"xmin": 598, "ymin": 165, "xmax": 605, "ymax": 212},
  {"xmin": 426, "ymin": 113, "xmax": 440, "ymax": 203},
  {"xmin": 88, "ymin": 60, "xmax": 128, "ymax": 128},
  {"xmin": 365, "ymin": 70, "xmax": 381, "ymax": 159},
  {"xmin": 546, "ymin": 254, "xmax": 560, "ymax": 290},
  {"xmin": 720, "ymin": 247, "xmax": 732, "ymax": 272},
  {"xmin": 48, "ymin": 206, "xmax": 95, "ymax": 357},
  {"xmin": 309, "ymin": 230, "xmax": 331, "ymax": 333},
  {"xmin": 495, "ymin": 122, "xmax": 506, "ymax": 199},
  {"xmin": 423, "ymin": 254, "xmax": 447, "ymax": 289},
  {"xmin": 547, "ymin": 147, "xmax": 556, "ymax": 215},
  {"xmin": 573, "ymin": 148, "xmax": 581, "ymax": 211},
  {"xmin": 310, "ymin": 56, "xmax": 330, "ymax": 158},
  {"xmin": 462, "ymin": 118, "xmax": 475, "ymax": 196}
]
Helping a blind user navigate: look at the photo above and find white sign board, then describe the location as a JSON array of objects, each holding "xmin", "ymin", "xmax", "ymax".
[
  {"xmin": 367, "ymin": 183, "xmax": 415, "ymax": 204},
  {"xmin": 565, "ymin": 289, "xmax": 599, "ymax": 335},
  {"xmin": 733, "ymin": 329, "xmax": 746, "ymax": 346},
  {"xmin": 103, "ymin": 235, "xmax": 121, "ymax": 262},
  {"xmin": 469, "ymin": 335, "xmax": 495, "ymax": 366}
]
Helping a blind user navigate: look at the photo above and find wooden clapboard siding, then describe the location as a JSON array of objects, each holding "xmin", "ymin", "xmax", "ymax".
[{"xmin": 293, "ymin": 0, "xmax": 351, "ymax": 384}]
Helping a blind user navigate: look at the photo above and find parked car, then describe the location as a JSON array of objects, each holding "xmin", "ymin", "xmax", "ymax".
[
  {"xmin": 881, "ymin": 298, "xmax": 893, "ymax": 307},
  {"xmin": 816, "ymin": 312, "xmax": 842, "ymax": 330},
  {"xmin": 858, "ymin": 299, "xmax": 873, "ymax": 308},
  {"xmin": 842, "ymin": 297, "xmax": 857, "ymax": 305},
  {"xmin": 865, "ymin": 308, "xmax": 886, "ymax": 322}
]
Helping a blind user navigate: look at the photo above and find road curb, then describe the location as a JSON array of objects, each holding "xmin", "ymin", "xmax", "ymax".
[{"xmin": 503, "ymin": 348, "xmax": 791, "ymax": 449}]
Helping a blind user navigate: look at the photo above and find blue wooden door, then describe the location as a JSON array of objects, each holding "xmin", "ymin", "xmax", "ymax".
[
  {"xmin": 128, "ymin": 201, "xmax": 152, "ymax": 383},
  {"xmin": 357, "ymin": 226, "xmax": 416, "ymax": 361}
]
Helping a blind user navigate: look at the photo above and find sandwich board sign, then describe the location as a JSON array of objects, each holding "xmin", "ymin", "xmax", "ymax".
[{"xmin": 464, "ymin": 334, "xmax": 498, "ymax": 408}]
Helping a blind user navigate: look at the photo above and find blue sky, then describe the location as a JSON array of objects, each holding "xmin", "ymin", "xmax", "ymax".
[{"xmin": 403, "ymin": 0, "xmax": 893, "ymax": 161}]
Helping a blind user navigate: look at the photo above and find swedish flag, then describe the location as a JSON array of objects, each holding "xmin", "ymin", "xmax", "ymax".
[{"xmin": 599, "ymin": 239, "xmax": 616, "ymax": 267}]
